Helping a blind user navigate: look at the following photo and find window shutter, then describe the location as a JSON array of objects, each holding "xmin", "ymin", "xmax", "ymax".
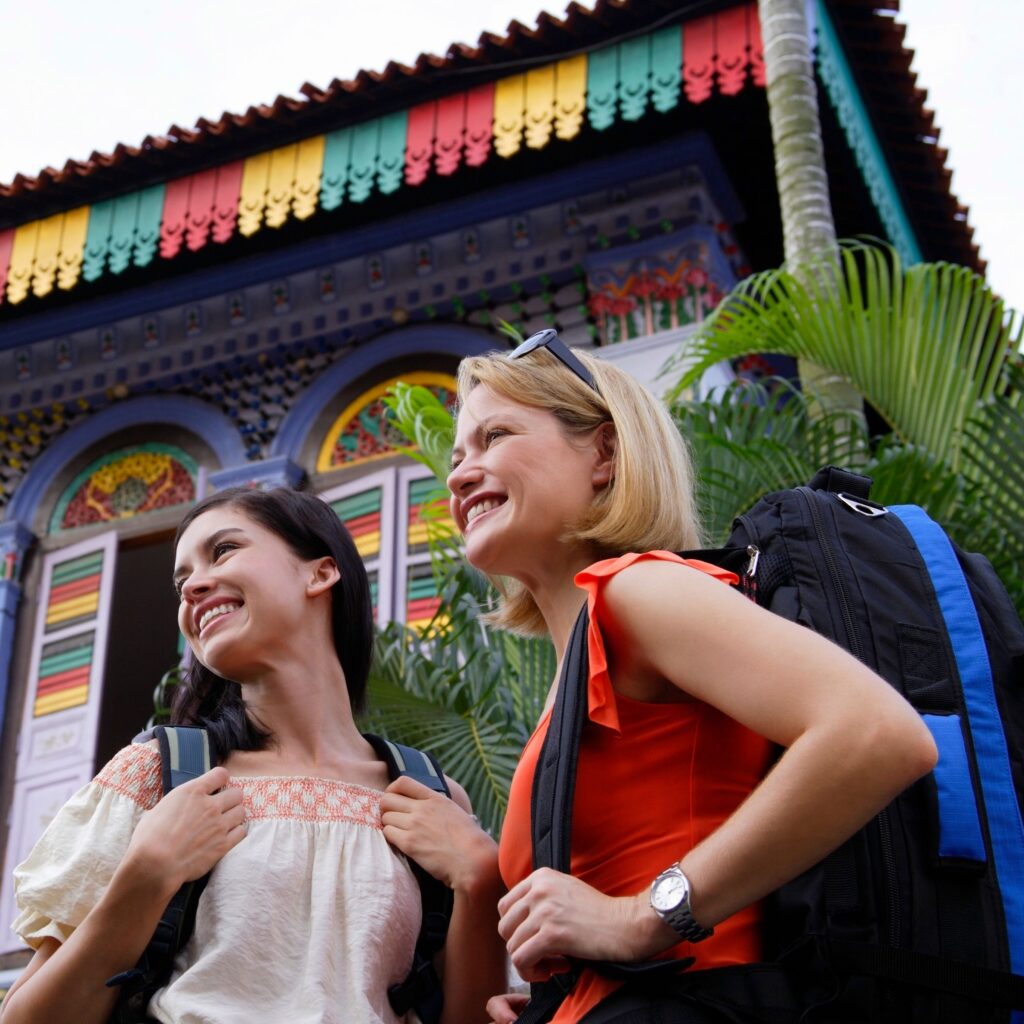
[
  {"xmin": 322, "ymin": 470, "xmax": 397, "ymax": 627},
  {"xmin": 1, "ymin": 530, "xmax": 118, "ymax": 951}
]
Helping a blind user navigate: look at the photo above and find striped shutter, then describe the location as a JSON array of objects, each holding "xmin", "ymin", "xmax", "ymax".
[
  {"xmin": 322, "ymin": 469, "xmax": 397, "ymax": 628},
  {"xmin": 396, "ymin": 466, "xmax": 454, "ymax": 632},
  {"xmin": 1, "ymin": 530, "xmax": 118, "ymax": 952}
]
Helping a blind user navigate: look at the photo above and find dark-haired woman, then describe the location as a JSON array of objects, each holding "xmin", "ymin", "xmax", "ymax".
[{"xmin": 3, "ymin": 487, "xmax": 505, "ymax": 1024}]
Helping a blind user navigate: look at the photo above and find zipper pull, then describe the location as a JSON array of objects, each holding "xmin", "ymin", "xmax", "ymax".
[{"xmin": 745, "ymin": 544, "xmax": 760, "ymax": 578}]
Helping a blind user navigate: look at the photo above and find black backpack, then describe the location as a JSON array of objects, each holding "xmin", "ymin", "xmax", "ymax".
[
  {"xmin": 520, "ymin": 467, "xmax": 1024, "ymax": 1023},
  {"xmin": 107, "ymin": 726, "xmax": 453, "ymax": 1024}
]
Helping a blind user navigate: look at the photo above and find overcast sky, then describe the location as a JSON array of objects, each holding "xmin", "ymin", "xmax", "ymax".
[{"xmin": 2, "ymin": 0, "xmax": 1020, "ymax": 316}]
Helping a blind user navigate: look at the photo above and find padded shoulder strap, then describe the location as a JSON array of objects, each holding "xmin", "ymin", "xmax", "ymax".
[
  {"xmin": 363, "ymin": 733, "xmax": 453, "ymax": 1024},
  {"xmin": 154, "ymin": 725, "xmax": 214, "ymax": 794},
  {"xmin": 807, "ymin": 465, "xmax": 873, "ymax": 498},
  {"xmin": 364, "ymin": 734, "xmax": 450, "ymax": 797}
]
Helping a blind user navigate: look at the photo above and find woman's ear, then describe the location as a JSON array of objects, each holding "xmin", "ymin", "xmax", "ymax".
[
  {"xmin": 307, "ymin": 556, "xmax": 341, "ymax": 597},
  {"xmin": 592, "ymin": 422, "xmax": 617, "ymax": 488}
]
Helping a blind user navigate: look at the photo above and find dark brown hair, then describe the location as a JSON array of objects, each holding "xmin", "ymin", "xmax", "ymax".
[{"xmin": 171, "ymin": 487, "xmax": 374, "ymax": 760}]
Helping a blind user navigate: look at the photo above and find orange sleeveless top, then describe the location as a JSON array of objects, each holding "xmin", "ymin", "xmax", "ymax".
[{"xmin": 498, "ymin": 552, "xmax": 775, "ymax": 1022}]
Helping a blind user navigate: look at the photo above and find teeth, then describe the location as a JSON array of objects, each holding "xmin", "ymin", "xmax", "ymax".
[
  {"xmin": 466, "ymin": 498, "xmax": 502, "ymax": 523},
  {"xmin": 198, "ymin": 603, "xmax": 240, "ymax": 632}
]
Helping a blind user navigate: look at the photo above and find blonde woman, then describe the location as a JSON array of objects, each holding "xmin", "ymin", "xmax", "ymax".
[{"xmin": 444, "ymin": 332, "xmax": 937, "ymax": 1023}]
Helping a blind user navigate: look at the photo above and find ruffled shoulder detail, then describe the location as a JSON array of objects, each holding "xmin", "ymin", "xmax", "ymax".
[
  {"xmin": 574, "ymin": 551, "xmax": 739, "ymax": 734},
  {"xmin": 12, "ymin": 743, "xmax": 159, "ymax": 948}
]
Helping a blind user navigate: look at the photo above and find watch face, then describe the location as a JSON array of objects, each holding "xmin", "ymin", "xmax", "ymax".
[{"xmin": 652, "ymin": 871, "xmax": 688, "ymax": 912}]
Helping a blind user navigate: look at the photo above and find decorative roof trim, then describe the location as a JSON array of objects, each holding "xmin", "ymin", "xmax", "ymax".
[
  {"xmin": 815, "ymin": 0, "xmax": 922, "ymax": 265},
  {"xmin": 0, "ymin": 5, "xmax": 764, "ymax": 309}
]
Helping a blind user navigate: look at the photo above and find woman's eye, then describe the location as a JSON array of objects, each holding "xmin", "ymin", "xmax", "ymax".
[
  {"xmin": 212, "ymin": 542, "xmax": 236, "ymax": 560},
  {"xmin": 485, "ymin": 428, "xmax": 506, "ymax": 445}
]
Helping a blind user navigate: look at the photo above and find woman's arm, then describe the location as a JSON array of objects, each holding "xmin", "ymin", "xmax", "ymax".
[
  {"xmin": 381, "ymin": 776, "xmax": 508, "ymax": 1024},
  {"xmin": 1, "ymin": 766, "xmax": 245, "ymax": 1024},
  {"xmin": 499, "ymin": 560, "xmax": 937, "ymax": 976}
]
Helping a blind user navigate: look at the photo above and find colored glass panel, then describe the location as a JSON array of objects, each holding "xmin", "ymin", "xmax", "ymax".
[
  {"xmin": 317, "ymin": 372, "xmax": 456, "ymax": 473},
  {"xmin": 34, "ymin": 631, "xmax": 94, "ymax": 716},
  {"xmin": 682, "ymin": 14, "xmax": 716, "ymax": 104},
  {"xmin": 50, "ymin": 443, "xmax": 198, "ymax": 533}
]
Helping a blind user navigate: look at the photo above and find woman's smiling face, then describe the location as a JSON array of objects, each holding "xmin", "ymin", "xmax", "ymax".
[
  {"xmin": 446, "ymin": 384, "xmax": 609, "ymax": 579},
  {"xmin": 173, "ymin": 505, "xmax": 318, "ymax": 681}
]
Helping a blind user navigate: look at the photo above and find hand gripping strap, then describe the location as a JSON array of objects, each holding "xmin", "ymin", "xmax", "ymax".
[
  {"xmin": 106, "ymin": 727, "xmax": 216, "ymax": 1022},
  {"xmin": 520, "ymin": 604, "xmax": 692, "ymax": 1024},
  {"xmin": 364, "ymin": 733, "xmax": 453, "ymax": 1024}
]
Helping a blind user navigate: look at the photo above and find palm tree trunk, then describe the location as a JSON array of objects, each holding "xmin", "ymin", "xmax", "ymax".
[{"xmin": 759, "ymin": 0, "xmax": 865, "ymax": 424}]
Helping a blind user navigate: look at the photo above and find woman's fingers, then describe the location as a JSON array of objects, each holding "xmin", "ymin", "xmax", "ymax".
[{"xmin": 486, "ymin": 992, "xmax": 530, "ymax": 1024}]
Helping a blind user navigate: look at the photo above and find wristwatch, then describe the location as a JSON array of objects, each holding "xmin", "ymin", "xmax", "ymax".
[{"xmin": 649, "ymin": 863, "xmax": 714, "ymax": 943}]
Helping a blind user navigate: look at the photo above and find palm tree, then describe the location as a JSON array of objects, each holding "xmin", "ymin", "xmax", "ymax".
[
  {"xmin": 758, "ymin": 0, "xmax": 864, "ymax": 422},
  {"xmin": 666, "ymin": 240, "xmax": 1024, "ymax": 612}
]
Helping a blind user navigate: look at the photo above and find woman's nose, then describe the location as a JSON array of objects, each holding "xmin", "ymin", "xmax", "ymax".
[{"xmin": 447, "ymin": 456, "xmax": 481, "ymax": 495}]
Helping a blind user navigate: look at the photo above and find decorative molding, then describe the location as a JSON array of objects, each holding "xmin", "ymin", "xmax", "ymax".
[
  {"xmin": 814, "ymin": 0, "xmax": 922, "ymax": 265},
  {"xmin": 0, "ymin": 5, "xmax": 764, "ymax": 308}
]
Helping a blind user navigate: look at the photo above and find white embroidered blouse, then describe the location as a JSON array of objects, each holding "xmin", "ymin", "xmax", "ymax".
[{"xmin": 12, "ymin": 743, "xmax": 423, "ymax": 1024}]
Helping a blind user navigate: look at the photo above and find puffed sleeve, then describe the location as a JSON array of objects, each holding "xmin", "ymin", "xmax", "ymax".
[{"xmin": 11, "ymin": 743, "xmax": 162, "ymax": 948}]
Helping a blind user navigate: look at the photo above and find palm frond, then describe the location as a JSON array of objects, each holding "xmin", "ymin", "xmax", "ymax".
[{"xmin": 666, "ymin": 240, "xmax": 1022, "ymax": 472}]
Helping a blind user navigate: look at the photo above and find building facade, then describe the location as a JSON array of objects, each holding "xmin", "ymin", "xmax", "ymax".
[{"xmin": 0, "ymin": 0, "xmax": 977, "ymax": 968}]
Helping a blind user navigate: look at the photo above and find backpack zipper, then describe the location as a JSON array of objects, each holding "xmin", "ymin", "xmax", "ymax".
[
  {"xmin": 798, "ymin": 488, "xmax": 901, "ymax": 948},
  {"xmin": 797, "ymin": 488, "xmax": 864, "ymax": 661}
]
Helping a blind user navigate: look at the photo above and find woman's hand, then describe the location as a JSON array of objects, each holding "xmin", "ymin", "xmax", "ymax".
[
  {"xmin": 497, "ymin": 868, "xmax": 671, "ymax": 981},
  {"xmin": 122, "ymin": 766, "xmax": 246, "ymax": 891},
  {"xmin": 486, "ymin": 992, "xmax": 530, "ymax": 1024},
  {"xmin": 380, "ymin": 775, "xmax": 498, "ymax": 893}
]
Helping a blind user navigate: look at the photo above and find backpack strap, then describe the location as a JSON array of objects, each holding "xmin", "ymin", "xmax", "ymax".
[
  {"xmin": 520, "ymin": 604, "xmax": 693, "ymax": 1024},
  {"xmin": 807, "ymin": 465, "xmax": 873, "ymax": 498},
  {"xmin": 891, "ymin": 505, "xmax": 1024, "ymax": 987},
  {"xmin": 106, "ymin": 726, "xmax": 216, "ymax": 1022},
  {"xmin": 364, "ymin": 733, "xmax": 454, "ymax": 1024}
]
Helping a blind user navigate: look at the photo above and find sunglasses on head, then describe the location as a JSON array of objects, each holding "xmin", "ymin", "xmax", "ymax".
[{"xmin": 507, "ymin": 329, "xmax": 601, "ymax": 395}]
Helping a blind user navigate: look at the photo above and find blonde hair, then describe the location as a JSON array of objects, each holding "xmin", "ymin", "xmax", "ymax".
[{"xmin": 455, "ymin": 346, "xmax": 703, "ymax": 634}]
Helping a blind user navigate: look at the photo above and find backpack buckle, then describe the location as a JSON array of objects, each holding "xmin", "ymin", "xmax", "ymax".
[{"xmin": 836, "ymin": 493, "xmax": 888, "ymax": 518}]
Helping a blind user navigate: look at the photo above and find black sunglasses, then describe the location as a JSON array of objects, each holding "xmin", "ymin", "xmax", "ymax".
[{"xmin": 507, "ymin": 329, "xmax": 601, "ymax": 395}]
